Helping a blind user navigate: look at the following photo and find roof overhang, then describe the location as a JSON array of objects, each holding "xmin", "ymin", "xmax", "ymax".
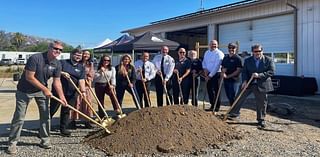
[{"xmin": 122, "ymin": 0, "xmax": 273, "ymax": 34}]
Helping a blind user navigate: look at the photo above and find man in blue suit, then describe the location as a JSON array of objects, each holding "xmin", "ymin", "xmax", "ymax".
[{"xmin": 228, "ymin": 44, "xmax": 275, "ymax": 128}]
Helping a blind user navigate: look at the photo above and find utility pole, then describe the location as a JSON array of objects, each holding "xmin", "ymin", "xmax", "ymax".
[{"xmin": 199, "ymin": 0, "xmax": 204, "ymax": 11}]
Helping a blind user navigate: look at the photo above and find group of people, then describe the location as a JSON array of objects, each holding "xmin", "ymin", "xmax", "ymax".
[{"xmin": 6, "ymin": 39, "xmax": 275, "ymax": 154}]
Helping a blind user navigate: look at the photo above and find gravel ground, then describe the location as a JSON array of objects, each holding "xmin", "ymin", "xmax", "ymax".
[{"xmin": 0, "ymin": 95, "xmax": 320, "ymax": 156}]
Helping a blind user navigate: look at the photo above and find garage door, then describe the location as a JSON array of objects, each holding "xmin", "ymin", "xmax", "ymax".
[{"xmin": 218, "ymin": 14, "xmax": 294, "ymax": 76}]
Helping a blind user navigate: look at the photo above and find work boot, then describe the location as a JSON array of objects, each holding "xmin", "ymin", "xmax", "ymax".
[
  {"xmin": 6, "ymin": 144, "xmax": 17, "ymax": 154},
  {"xmin": 60, "ymin": 129, "xmax": 71, "ymax": 137}
]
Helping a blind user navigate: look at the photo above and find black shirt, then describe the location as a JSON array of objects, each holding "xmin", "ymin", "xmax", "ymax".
[
  {"xmin": 190, "ymin": 58, "xmax": 203, "ymax": 74},
  {"xmin": 58, "ymin": 59, "xmax": 85, "ymax": 96},
  {"xmin": 174, "ymin": 57, "xmax": 191, "ymax": 78},
  {"xmin": 17, "ymin": 52, "xmax": 61, "ymax": 93},
  {"xmin": 221, "ymin": 54, "xmax": 242, "ymax": 81},
  {"xmin": 115, "ymin": 64, "xmax": 136, "ymax": 87}
]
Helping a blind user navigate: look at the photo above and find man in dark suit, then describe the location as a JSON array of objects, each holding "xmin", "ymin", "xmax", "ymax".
[{"xmin": 228, "ymin": 44, "xmax": 275, "ymax": 128}]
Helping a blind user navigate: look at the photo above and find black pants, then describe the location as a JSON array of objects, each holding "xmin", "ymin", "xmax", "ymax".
[
  {"xmin": 154, "ymin": 74, "xmax": 172, "ymax": 106},
  {"xmin": 172, "ymin": 76, "xmax": 191, "ymax": 105},
  {"xmin": 190, "ymin": 77, "xmax": 200, "ymax": 106},
  {"xmin": 135, "ymin": 80, "xmax": 151, "ymax": 108},
  {"xmin": 116, "ymin": 84, "xmax": 140, "ymax": 109},
  {"xmin": 206, "ymin": 73, "xmax": 221, "ymax": 112},
  {"xmin": 50, "ymin": 94, "xmax": 76, "ymax": 131}
]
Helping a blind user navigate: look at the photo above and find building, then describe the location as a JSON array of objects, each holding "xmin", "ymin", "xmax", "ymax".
[
  {"xmin": 122, "ymin": 0, "xmax": 320, "ymax": 93},
  {"xmin": 0, "ymin": 51, "xmax": 70, "ymax": 64}
]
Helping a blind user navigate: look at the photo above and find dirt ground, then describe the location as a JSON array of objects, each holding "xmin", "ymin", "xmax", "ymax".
[
  {"xmin": 0, "ymin": 77, "xmax": 320, "ymax": 156},
  {"xmin": 82, "ymin": 96, "xmax": 320, "ymax": 156}
]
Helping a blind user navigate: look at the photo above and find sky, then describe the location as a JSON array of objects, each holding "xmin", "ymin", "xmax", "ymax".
[{"xmin": 0, "ymin": 0, "xmax": 242, "ymax": 48}]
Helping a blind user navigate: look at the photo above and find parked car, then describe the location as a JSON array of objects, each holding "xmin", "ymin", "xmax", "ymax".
[
  {"xmin": 16, "ymin": 58, "xmax": 26, "ymax": 65},
  {"xmin": 0, "ymin": 58, "xmax": 14, "ymax": 66}
]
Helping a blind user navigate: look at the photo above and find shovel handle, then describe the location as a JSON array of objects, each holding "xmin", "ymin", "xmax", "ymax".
[
  {"xmin": 85, "ymin": 80, "xmax": 109, "ymax": 118},
  {"xmin": 62, "ymin": 72, "xmax": 102, "ymax": 122},
  {"xmin": 223, "ymin": 75, "xmax": 254, "ymax": 121},
  {"xmin": 51, "ymin": 95, "xmax": 111, "ymax": 134},
  {"xmin": 212, "ymin": 75, "xmax": 224, "ymax": 113}
]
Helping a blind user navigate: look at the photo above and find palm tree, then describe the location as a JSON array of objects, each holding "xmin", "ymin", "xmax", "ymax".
[{"xmin": 11, "ymin": 32, "xmax": 25, "ymax": 51}]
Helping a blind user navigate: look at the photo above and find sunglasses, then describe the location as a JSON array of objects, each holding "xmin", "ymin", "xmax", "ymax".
[
  {"xmin": 253, "ymin": 50, "xmax": 262, "ymax": 53},
  {"xmin": 179, "ymin": 51, "xmax": 186, "ymax": 54},
  {"xmin": 104, "ymin": 59, "xmax": 110, "ymax": 62},
  {"xmin": 52, "ymin": 47, "xmax": 63, "ymax": 52},
  {"xmin": 228, "ymin": 47, "xmax": 236, "ymax": 49}
]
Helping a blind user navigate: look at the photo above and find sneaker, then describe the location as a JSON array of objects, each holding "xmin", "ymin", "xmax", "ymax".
[
  {"xmin": 227, "ymin": 115, "xmax": 240, "ymax": 121},
  {"xmin": 39, "ymin": 142, "xmax": 52, "ymax": 149},
  {"xmin": 6, "ymin": 144, "xmax": 17, "ymax": 154},
  {"xmin": 60, "ymin": 129, "xmax": 71, "ymax": 137},
  {"xmin": 258, "ymin": 120, "xmax": 266, "ymax": 128}
]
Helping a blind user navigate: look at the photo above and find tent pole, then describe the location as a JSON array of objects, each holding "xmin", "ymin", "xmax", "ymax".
[{"xmin": 132, "ymin": 49, "xmax": 135, "ymax": 61}]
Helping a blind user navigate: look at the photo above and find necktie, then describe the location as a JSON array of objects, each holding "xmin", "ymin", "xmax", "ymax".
[
  {"xmin": 161, "ymin": 56, "xmax": 164, "ymax": 75},
  {"xmin": 142, "ymin": 63, "xmax": 146, "ymax": 78}
]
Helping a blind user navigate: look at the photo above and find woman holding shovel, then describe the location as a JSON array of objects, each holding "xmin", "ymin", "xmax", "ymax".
[
  {"xmin": 172, "ymin": 48, "xmax": 191, "ymax": 105},
  {"xmin": 115, "ymin": 54, "xmax": 140, "ymax": 108},
  {"xmin": 94, "ymin": 55, "xmax": 121, "ymax": 117}
]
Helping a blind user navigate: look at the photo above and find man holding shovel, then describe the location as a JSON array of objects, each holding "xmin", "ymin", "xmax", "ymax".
[
  {"xmin": 134, "ymin": 52, "xmax": 156, "ymax": 108},
  {"xmin": 50, "ymin": 48, "xmax": 86, "ymax": 137},
  {"xmin": 227, "ymin": 44, "xmax": 275, "ymax": 128},
  {"xmin": 7, "ymin": 41, "xmax": 67, "ymax": 154},
  {"xmin": 221, "ymin": 43, "xmax": 242, "ymax": 106}
]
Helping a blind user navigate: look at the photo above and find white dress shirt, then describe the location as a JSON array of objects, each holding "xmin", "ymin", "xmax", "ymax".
[
  {"xmin": 152, "ymin": 53, "xmax": 175, "ymax": 81},
  {"xmin": 134, "ymin": 60, "xmax": 156, "ymax": 81},
  {"xmin": 202, "ymin": 48, "xmax": 225, "ymax": 77}
]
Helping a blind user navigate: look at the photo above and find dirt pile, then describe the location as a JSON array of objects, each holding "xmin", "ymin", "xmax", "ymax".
[{"xmin": 84, "ymin": 105, "xmax": 240, "ymax": 155}]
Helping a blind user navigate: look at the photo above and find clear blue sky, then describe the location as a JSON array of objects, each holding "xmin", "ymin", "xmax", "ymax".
[{"xmin": 0, "ymin": 0, "xmax": 241, "ymax": 48}]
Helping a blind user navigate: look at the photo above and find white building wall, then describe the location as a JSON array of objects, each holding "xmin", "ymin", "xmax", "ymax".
[
  {"xmin": 296, "ymin": 0, "xmax": 320, "ymax": 88},
  {"xmin": 126, "ymin": 0, "xmax": 320, "ymax": 91}
]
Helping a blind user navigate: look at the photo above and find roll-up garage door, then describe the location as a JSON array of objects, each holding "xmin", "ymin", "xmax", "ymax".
[{"xmin": 218, "ymin": 14, "xmax": 294, "ymax": 76}]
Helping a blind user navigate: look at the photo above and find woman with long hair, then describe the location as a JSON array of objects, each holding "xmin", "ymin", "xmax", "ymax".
[
  {"xmin": 115, "ymin": 54, "xmax": 139, "ymax": 108},
  {"xmin": 70, "ymin": 50, "xmax": 94, "ymax": 129},
  {"xmin": 94, "ymin": 55, "xmax": 120, "ymax": 117}
]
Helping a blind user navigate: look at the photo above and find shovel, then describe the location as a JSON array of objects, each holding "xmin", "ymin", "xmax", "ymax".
[
  {"xmin": 192, "ymin": 73, "xmax": 196, "ymax": 106},
  {"xmin": 101, "ymin": 71, "xmax": 126, "ymax": 119},
  {"xmin": 85, "ymin": 80, "xmax": 115, "ymax": 127},
  {"xmin": 139, "ymin": 70, "xmax": 152, "ymax": 107},
  {"xmin": 125, "ymin": 74, "xmax": 141, "ymax": 109},
  {"xmin": 223, "ymin": 75, "xmax": 254, "ymax": 121},
  {"xmin": 212, "ymin": 74, "xmax": 224, "ymax": 115},
  {"xmin": 51, "ymin": 95, "xmax": 111, "ymax": 134},
  {"xmin": 176, "ymin": 72, "xmax": 184, "ymax": 105},
  {"xmin": 61, "ymin": 71, "xmax": 103, "ymax": 123},
  {"xmin": 159, "ymin": 73, "xmax": 172, "ymax": 105}
]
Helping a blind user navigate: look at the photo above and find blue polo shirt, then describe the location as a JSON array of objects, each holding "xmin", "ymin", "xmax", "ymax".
[
  {"xmin": 58, "ymin": 59, "xmax": 85, "ymax": 97},
  {"xmin": 17, "ymin": 52, "xmax": 61, "ymax": 93}
]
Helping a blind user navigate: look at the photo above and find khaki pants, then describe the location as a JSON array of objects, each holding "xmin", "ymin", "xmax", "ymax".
[{"xmin": 8, "ymin": 90, "xmax": 50, "ymax": 145}]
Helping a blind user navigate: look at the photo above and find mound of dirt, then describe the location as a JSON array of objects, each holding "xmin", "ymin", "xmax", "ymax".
[{"xmin": 84, "ymin": 106, "xmax": 239, "ymax": 155}]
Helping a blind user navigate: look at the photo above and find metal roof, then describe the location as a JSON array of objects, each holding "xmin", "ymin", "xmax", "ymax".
[
  {"xmin": 122, "ymin": 0, "xmax": 265, "ymax": 33},
  {"xmin": 151, "ymin": 0, "xmax": 262, "ymax": 25}
]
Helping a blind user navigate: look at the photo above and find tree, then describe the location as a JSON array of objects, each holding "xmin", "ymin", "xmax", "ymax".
[
  {"xmin": 11, "ymin": 32, "xmax": 26, "ymax": 51},
  {"xmin": 0, "ymin": 30, "xmax": 11, "ymax": 50}
]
